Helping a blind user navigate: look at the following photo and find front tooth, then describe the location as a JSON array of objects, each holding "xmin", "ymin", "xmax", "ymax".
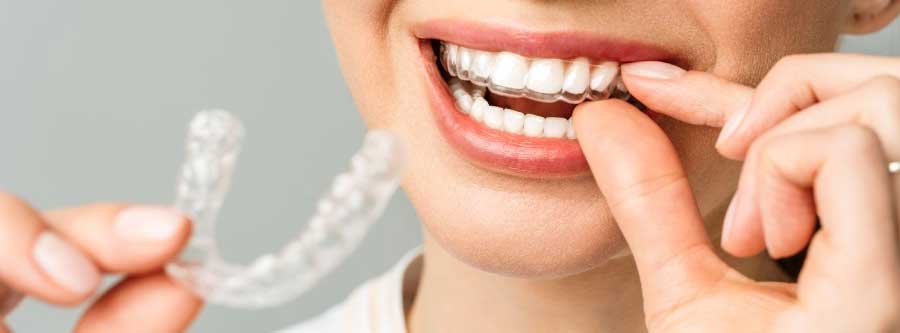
[
  {"xmin": 523, "ymin": 114, "xmax": 545, "ymax": 137},
  {"xmin": 563, "ymin": 58, "xmax": 590, "ymax": 95},
  {"xmin": 590, "ymin": 61, "xmax": 619, "ymax": 93},
  {"xmin": 470, "ymin": 97, "xmax": 489, "ymax": 122},
  {"xmin": 543, "ymin": 117, "xmax": 568, "ymax": 138},
  {"xmin": 566, "ymin": 118, "xmax": 577, "ymax": 139},
  {"xmin": 472, "ymin": 51, "xmax": 494, "ymax": 84},
  {"xmin": 457, "ymin": 47, "xmax": 474, "ymax": 80},
  {"xmin": 456, "ymin": 94, "xmax": 473, "ymax": 114},
  {"xmin": 502, "ymin": 109, "xmax": 525, "ymax": 134},
  {"xmin": 490, "ymin": 52, "xmax": 529, "ymax": 90},
  {"xmin": 526, "ymin": 59, "xmax": 564, "ymax": 94},
  {"xmin": 483, "ymin": 106, "xmax": 505, "ymax": 129}
]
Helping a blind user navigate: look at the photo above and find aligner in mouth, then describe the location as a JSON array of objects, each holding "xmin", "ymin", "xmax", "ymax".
[{"xmin": 436, "ymin": 40, "xmax": 636, "ymax": 140}]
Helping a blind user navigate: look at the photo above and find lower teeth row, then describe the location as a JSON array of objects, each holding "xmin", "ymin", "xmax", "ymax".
[{"xmin": 449, "ymin": 78, "xmax": 577, "ymax": 140}]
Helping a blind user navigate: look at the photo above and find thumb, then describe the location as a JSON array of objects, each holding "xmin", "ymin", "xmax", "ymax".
[
  {"xmin": 620, "ymin": 61, "xmax": 752, "ymax": 129},
  {"xmin": 573, "ymin": 100, "xmax": 727, "ymax": 316}
]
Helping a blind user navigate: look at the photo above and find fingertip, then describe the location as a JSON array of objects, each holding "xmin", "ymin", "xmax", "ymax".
[
  {"xmin": 573, "ymin": 99, "xmax": 642, "ymax": 132},
  {"xmin": 720, "ymin": 218, "xmax": 768, "ymax": 258}
]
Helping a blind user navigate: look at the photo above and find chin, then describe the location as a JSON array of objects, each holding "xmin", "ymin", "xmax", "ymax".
[{"xmin": 401, "ymin": 160, "xmax": 627, "ymax": 278}]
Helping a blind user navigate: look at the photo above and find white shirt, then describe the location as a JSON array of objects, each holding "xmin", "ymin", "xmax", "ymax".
[{"xmin": 278, "ymin": 248, "xmax": 423, "ymax": 333}]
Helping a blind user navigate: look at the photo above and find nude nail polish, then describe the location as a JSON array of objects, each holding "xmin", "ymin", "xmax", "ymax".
[
  {"xmin": 114, "ymin": 206, "xmax": 185, "ymax": 241},
  {"xmin": 33, "ymin": 232, "xmax": 100, "ymax": 294}
]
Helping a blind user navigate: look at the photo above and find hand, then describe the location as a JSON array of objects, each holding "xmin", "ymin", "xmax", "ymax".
[
  {"xmin": 0, "ymin": 194, "xmax": 202, "ymax": 333},
  {"xmin": 573, "ymin": 53, "xmax": 900, "ymax": 332}
]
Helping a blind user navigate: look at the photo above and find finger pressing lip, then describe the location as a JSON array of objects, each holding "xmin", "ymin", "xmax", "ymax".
[{"xmin": 44, "ymin": 204, "xmax": 191, "ymax": 274}]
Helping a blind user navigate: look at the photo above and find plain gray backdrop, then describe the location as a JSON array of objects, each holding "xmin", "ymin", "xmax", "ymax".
[{"xmin": 1, "ymin": 1, "xmax": 898, "ymax": 332}]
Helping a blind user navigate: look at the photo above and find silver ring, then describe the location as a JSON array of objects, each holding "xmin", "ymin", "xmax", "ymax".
[{"xmin": 890, "ymin": 161, "xmax": 900, "ymax": 174}]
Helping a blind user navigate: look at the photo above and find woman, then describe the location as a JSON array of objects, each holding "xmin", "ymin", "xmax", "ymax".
[{"xmin": 2, "ymin": 0, "xmax": 900, "ymax": 332}]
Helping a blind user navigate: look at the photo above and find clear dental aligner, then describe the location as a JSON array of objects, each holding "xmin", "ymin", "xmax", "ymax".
[
  {"xmin": 166, "ymin": 110, "xmax": 404, "ymax": 308},
  {"xmin": 440, "ymin": 41, "xmax": 631, "ymax": 140}
]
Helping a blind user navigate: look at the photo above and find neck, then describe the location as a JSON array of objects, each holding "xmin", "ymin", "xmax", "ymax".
[{"xmin": 407, "ymin": 202, "xmax": 788, "ymax": 333}]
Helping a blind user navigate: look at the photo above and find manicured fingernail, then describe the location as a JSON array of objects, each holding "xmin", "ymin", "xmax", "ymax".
[
  {"xmin": 621, "ymin": 61, "xmax": 686, "ymax": 80},
  {"xmin": 33, "ymin": 232, "xmax": 100, "ymax": 294},
  {"xmin": 717, "ymin": 105, "xmax": 748, "ymax": 145},
  {"xmin": 722, "ymin": 192, "xmax": 739, "ymax": 245},
  {"xmin": 114, "ymin": 206, "xmax": 185, "ymax": 241}
]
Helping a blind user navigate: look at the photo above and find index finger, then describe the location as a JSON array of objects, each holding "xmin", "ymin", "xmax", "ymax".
[{"xmin": 620, "ymin": 62, "xmax": 754, "ymax": 128}]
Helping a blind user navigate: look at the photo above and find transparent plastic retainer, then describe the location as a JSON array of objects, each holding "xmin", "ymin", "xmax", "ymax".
[
  {"xmin": 165, "ymin": 110, "xmax": 405, "ymax": 308},
  {"xmin": 439, "ymin": 42, "xmax": 631, "ymax": 104}
]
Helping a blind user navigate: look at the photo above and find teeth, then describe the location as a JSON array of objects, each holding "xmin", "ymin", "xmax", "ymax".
[
  {"xmin": 523, "ymin": 114, "xmax": 545, "ymax": 137},
  {"xmin": 456, "ymin": 94, "xmax": 473, "ymax": 114},
  {"xmin": 471, "ymin": 51, "xmax": 494, "ymax": 85},
  {"xmin": 543, "ymin": 117, "xmax": 569, "ymax": 138},
  {"xmin": 562, "ymin": 58, "xmax": 590, "ymax": 96},
  {"xmin": 490, "ymin": 52, "xmax": 529, "ymax": 91},
  {"xmin": 589, "ymin": 62, "xmax": 619, "ymax": 100},
  {"xmin": 483, "ymin": 106, "xmax": 505, "ymax": 130},
  {"xmin": 503, "ymin": 109, "xmax": 525, "ymax": 134},
  {"xmin": 440, "ymin": 41, "xmax": 628, "ymax": 104},
  {"xmin": 471, "ymin": 97, "xmax": 488, "ymax": 122},
  {"xmin": 566, "ymin": 118, "xmax": 577, "ymax": 139},
  {"xmin": 449, "ymin": 78, "xmax": 575, "ymax": 140},
  {"xmin": 526, "ymin": 59, "xmax": 565, "ymax": 95},
  {"xmin": 445, "ymin": 44, "xmax": 459, "ymax": 77},
  {"xmin": 457, "ymin": 47, "xmax": 474, "ymax": 81}
]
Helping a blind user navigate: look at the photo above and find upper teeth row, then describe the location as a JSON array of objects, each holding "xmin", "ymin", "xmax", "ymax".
[
  {"xmin": 450, "ymin": 78, "xmax": 577, "ymax": 140},
  {"xmin": 440, "ymin": 41, "xmax": 627, "ymax": 104}
]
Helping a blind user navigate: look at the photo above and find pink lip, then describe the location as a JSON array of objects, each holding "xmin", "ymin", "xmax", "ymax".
[
  {"xmin": 414, "ymin": 19, "xmax": 678, "ymax": 63},
  {"xmin": 415, "ymin": 20, "xmax": 676, "ymax": 178}
]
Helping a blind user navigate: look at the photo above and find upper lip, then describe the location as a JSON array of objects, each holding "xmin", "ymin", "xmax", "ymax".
[{"xmin": 414, "ymin": 19, "xmax": 682, "ymax": 64}]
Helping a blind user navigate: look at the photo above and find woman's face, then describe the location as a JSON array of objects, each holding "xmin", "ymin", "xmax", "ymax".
[{"xmin": 322, "ymin": 0, "xmax": 853, "ymax": 278}]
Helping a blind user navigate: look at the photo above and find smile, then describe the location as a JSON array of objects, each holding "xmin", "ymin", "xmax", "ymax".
[{"xmin": 415, "ymin": 20, "xmax": 675, "ymax": 178}]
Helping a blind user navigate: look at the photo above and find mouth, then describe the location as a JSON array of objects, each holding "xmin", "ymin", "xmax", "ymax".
[{"xmin": 415, "ymin": 20, "xmax": 677, "ymax": 178}]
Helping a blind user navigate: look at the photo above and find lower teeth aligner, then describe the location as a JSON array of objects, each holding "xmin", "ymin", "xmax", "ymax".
[{"xmin": 449, "ymin": 77, "xmax": 578, "ymax": 140}]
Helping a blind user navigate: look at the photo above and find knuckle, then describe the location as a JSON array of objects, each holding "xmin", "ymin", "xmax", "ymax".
[
  {"xmin": 868, "ymin": 75, "xmax": 900, "ymax": 110},
  {"xmin": 774, "ymin": 54, "xmax": 808, "ymax": 71},
  {"xmin": 833, "ymin": 124, "xmax": 882, "ymax": 154}
]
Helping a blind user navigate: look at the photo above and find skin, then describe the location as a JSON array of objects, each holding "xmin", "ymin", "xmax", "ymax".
[{"xmin": 0, "ymin": 0, "xmax": 898, "ymax": 332}]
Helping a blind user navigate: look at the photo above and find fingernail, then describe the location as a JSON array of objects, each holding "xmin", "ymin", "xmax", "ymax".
[
  {"xmin": 717, "ymin": 105, "xmax": 748, "ymax": 145},
  {"xmin": 33, "ymin": 232, "xmax": 100, "ymax": 294},
  {"xmin": 114, "ymin": 206, "xmax": 185, "ymax": 241},
  {"xmin": 621, "ymin": 61, "xmax": 686, "ymax": 80},
  {"xmin": 722, "ymin": 192, "xmax": 739, "ymax": 245}
]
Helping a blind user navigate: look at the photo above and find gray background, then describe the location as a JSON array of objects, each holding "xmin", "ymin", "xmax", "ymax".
[{"xmin": 0, "ymin": 1, "xmax": 897, "ymax": 332}]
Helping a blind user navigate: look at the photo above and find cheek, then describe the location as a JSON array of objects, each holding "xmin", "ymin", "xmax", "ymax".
[{"xmin": 684, "ymin": 0, "xmax": 850, "ymax": 83}]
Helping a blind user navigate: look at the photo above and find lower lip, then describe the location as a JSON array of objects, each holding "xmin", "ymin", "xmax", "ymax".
[{"xmin": 418, "ymin": 41, "xmax": 590, "ymax": 178}]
